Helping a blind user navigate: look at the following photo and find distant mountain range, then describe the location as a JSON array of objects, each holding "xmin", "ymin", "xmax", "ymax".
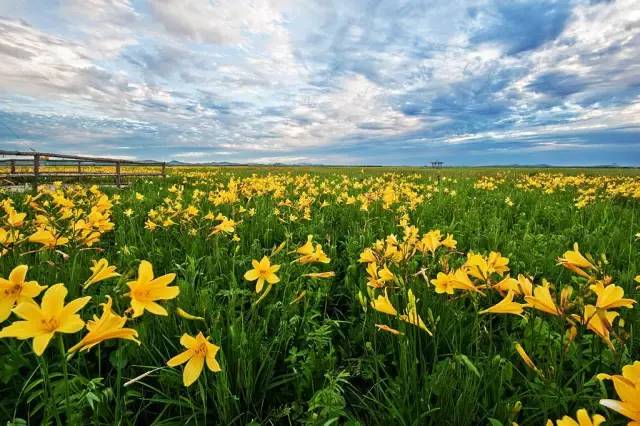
[{"xmin": 1, "ymin": 158, "xmax": 636, "ymax": 168}]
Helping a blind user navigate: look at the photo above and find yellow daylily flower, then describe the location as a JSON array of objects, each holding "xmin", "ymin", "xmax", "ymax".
[
  {"xmin": 524, "ymin": 283, "xmax": 561, "ymax": 316},
  {"xmin": 487, "ymin": 251, "xmax": 510, "ymax": 276},
  {"xmin": 451, "ymin": 269, "xmax": 484, "ymax": 294},
  {"xmin": 0, "ymin": 284, "xmax": 90, "ymax": 355},
  {"xmin": 560, "ymin": 286, "xmax": 573, "ymax": 311},
  {"xmin": 296, "ymin": 235, "xmax": 315, "ymax": 256},
  {"xmin": 125, "ymin": 261, "xmax": 179, "ymax": 318},
  {"xmin": 211, "ymin": 217, "xmax": 237, "ymax": 235},
  {"xmin": 28, "ymin": 228, "xmax": 69, "ymax": 248},
  {"xmin": 68, "ymin": 296, "xmax": 139, "ymax": 353},
  {"xmin": 598, "ymin": 361, "xmax": 640, "ymax": 425},
  {"xmin": 370, "ymin": 290, "xmax": 397, "ymax": 316},
  {"xmin": 516, "ymin": 274, "xmax": 533, "ymax": 297},
  {"xmin": 557, "ymin": 243, "xmax": 595, "ymax": 278},
  {"xmin": 590, "ymin": 283, "xmax": 636, "ymax": 310},
  {"xmin": 358, "ymin": 248, "xmax": 377, "ymax": 263},
  {"xmin": 244, "ymin": 256, "xmax": 280, "ymax": 293},
  {"xmin": 0, "ymin": 265, "xmax": 47, "ymax": 322},
  {"xmin": 6, "ymin": 210, "xmax": 26, "ymax": 228},
  {"xmin": 83, "ymin": 258, "xmax": 120, "ymax": 290},
  {"xmin": 366, "ymin": 262, "xmax": 384, "ymax": 288},
  {"xmin": 431, "ymin": 271, "xmax": 457, "ymax": 295},
  {"xmin": 493, "ymin": 275, "xmax": 519, "ymax": 295},
  {"xmin": 546, "ymin": 409, "xmax": 605, "ymax": 426},
  {"xmin": 0, "ymin": 227, "xmax": 20, "ymax": 251},
  {"xmin": 378, "ymin": 264, "xmax": 395, "ymax": 282},
  {"xmin": 582, "ymin": 304, "xmax": 618, "ymax": 349},
  {"xmin": 296, "ymin": 244, "xmax": 331, "ymax": 264},
  {"xmin": 464, "ymin": 253, "xmax": 490, "ymax": 281},
  {"xmin": 418, "ymin": 230, "xmax": 441, "ymax": 255},
  {"xmin": 480, "ymin": 291, "xmax": 526, "ymax": 316},
  {"xmin": 167, "ymin": 332, "xmax": 221, "ymax": 387},
  {"xmin": 441, "ymin": 233, "xmax": 457, "ymax": 250}
]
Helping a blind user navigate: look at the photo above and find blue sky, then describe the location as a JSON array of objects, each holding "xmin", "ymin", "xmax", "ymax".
[{"xmin": 0, "ymin": 0, "xmax": 639, "ymax": 165}]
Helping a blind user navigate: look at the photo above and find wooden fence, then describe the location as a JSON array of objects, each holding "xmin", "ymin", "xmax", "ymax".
[{"xmin": 0, "ymin": 150, "xmax": 166, "ymax": 191}]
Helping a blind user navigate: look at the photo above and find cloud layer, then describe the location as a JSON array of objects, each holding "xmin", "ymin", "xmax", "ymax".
[{"xmin": 0, "ymin": 0, "xmax": 639, "ymax": 165}]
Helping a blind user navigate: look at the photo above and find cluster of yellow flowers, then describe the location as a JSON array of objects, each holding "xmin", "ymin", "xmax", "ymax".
[
  {"xmin": 0, "ymin": 259, "xmax": 222, "ymax": 388},
  {"xmin": 512, "ymin": 173, "xmax": 640, "ymax": 208},
  {"xmin": 354, "ymin": 222, "xmax": 635, "ymax": 361},
  {"xmin": 1, "ymin": 183, "xmax": 115, "ymax": 256},
  {"xmin": 480, "ymin": 243, "xmax": 636, "ymax": 351},
  {"xmin": 138, "ymin": 173, "xmax": 460, "ymax": 232},
  {"xmin": 357, "ymin": 223, "xmax": 459, "ymax": 335},
  {"xmin": 144, "ymin": 185, "xmax": 202, "ymax": 230},
  {"xmin": 244, "ymin": 234, "xmax": 334, "ymax": 302},
  {"xmin": 473, "ymin": 174, "xmax": 506, "ymax": 191},
  {"xmin": 355, "ymin": 224, "xmax": 638, "ymax": 425}
]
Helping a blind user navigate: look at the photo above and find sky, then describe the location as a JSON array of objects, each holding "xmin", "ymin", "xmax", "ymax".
[{"xmin": 0, "ymin": 0, "xmax": 639, "ymax": 166}]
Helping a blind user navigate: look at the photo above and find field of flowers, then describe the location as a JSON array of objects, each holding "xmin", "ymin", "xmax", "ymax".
[{"xmin": 0, "ymin": 166, "xmax": 638, "ymax": 425}]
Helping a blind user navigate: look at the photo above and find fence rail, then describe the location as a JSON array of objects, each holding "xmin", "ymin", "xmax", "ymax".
[{"xmin": 0, "ymin": 150, "xmax": 166, "ymax": 191}]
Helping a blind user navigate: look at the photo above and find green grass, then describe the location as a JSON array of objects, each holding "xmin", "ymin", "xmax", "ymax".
[{"xmin": 0, "ymin": 166, "xmax": 638, "ymax": 425}]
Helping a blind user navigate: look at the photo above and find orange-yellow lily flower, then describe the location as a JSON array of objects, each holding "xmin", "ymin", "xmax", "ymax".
[
  {"xmin": 167, "ymin": 332, "xmax": 221, "ymax": 387},
  {"xmin": 598, "ymin": 361, "xmax": 640, "ymax": 425},
  {"xmin": 480, "ymin": 291, "xmax": 526, "ymax": 316},
  {"xmin": 0, "ymin": 284, "xmax": 90, "ymax": 355},
  {"xmin": 370, "ymin": 290, "xmax": 397, "ymax": 316},
  {"xmin": 590, "ymin": 283, "xmax": 636, "ymax": 310},
  {"xmin": 125, "ymin": 261, "xmax": 179, "ymax": 318},
  {"xmin": 244, "ymin": 256, "xmax": 280, "ymax": 293},
  {"xmin": 0, "ymin": 265, "xmax": 47, "ymax": 322},
  {"xmin": 83, "ymin": 258, "xmax": 120, "ymax": 290},
  {"xmin": 69, "ymin": 296, "xmax": 139, "ymax": 353},
  {"xmin": 524, "ymin": 283, "xmax": 561, "ymax": 316},
  {"xmin": 557, "ymin": 243, "xmax": 595, "ymax": 278},
  {"xmin": 546, "ymin": 409, "xmax": 605, "ymax": 426}
]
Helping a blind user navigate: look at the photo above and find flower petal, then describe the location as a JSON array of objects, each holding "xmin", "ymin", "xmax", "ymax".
[
  {"xmin": 244, "ymin": 269, "xmax": 259, "ymax": 281},
  {"xmin": 167, "ymin": 349, "xmax": 193, "ymax": 367},
  {"xmin": 183, "ymin": 356, "xmax": 205, "ymax": 387},
  {"xmin": 178, "ymin": 333, "xmax": 196, "ymax": 348},
  {"xmin": 144, "ymin": 301, "xmax": 168, "ymax": 316},
  {"xmin": 138, "ymin": 261, "xmax": 154, "ymax": 283},
  {"xmin": 8, "ymin": 265, "xmax": 28, "ymax": 285},
  {"xmin": 32, "ymin": 332, "xmax": 54, "ymax": 356},
  {"xmin": 41, "ymin": 284, "xmax": 68, "ymax": 318}
]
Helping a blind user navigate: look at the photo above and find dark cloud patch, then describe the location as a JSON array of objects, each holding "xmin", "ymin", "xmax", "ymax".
[
  {"xmin": 471, "ymin": 0, "xmax": 571, "ymax": 54},
  {"xmin": 527, "ymin": 71, "xmax": 587, "ymax": 97}
]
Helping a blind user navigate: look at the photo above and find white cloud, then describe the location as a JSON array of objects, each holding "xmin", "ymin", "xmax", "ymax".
[
  {"xmin": 59, "ymin": 0, "xmax": 139, "ymax": 57},
  {"xmin": 148, "ymin": 0, "xmax": 287, "ymax": 44},
  {"xmin": 173, "ymin": 151, "xmax": 233, "ymax": 159},
  {"xmin": 0, "ymin": 0, "xmax": 638, "ymax": 164}
]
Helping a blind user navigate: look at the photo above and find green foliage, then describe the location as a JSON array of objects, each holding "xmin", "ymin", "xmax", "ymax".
[{"xmin": 0, "ymin": 167, "xmax": 638, "ymax": 424}]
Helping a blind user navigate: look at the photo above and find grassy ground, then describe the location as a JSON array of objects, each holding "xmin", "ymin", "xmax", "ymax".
[{"xmin": 0, "ymin": 167, "xmax": 638, "ymax": 425}]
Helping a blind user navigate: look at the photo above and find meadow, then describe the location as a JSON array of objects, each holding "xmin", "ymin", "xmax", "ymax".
[{"xmin": 0, "ymin": 166, "xmax": 638, "ymax": 425}]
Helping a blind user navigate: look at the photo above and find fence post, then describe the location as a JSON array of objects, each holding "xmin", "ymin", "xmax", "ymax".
[
  {"xmin": 161, "ymin": 162, "xmax": 166, "ymax": 178},
  {"xmin": 77, "ymin": 161, "xmax": 82, "ymax": 182},
  {"xmin": 33, "ymin": 154, "xmax": 40, "ymax": 192},
  {"xmin": 10, "ymin": 159, "xmax": 16, "ymax": 174},
  {"xmin": 116, "ymin": 161, "xmax": 121, "ymax": 188}
]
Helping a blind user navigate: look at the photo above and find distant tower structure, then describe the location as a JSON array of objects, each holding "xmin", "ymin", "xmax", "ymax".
[{"xmin": 430, "ymin": 161, "xmax": 443, "ymax": 169}]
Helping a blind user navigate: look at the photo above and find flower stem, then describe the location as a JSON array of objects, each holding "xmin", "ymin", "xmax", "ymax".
[{"xmin": 58, "ymin": 335, "xmax": 72, "ymax": 422}]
